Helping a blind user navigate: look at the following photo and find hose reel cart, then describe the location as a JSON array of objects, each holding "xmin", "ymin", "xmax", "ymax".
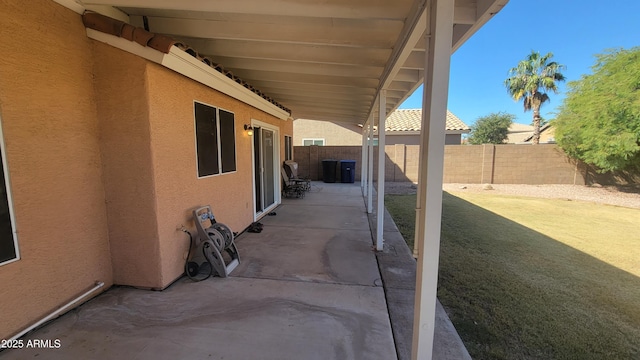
[{"xmin": 184, "ymin": 206, "xmax": 240, "ymax": 280}]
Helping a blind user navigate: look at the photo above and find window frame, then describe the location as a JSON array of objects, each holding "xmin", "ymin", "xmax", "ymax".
[
  {"xmin": 0, "ymin": 113, "xmax": 19, "ymax": 267},
  {"xmin": 302, "ymin": 138, "xmax": 325, "ymax": 146},
  {"xmin": 193, "ymin": 101, "xmax": 237, "ymax": 179}
]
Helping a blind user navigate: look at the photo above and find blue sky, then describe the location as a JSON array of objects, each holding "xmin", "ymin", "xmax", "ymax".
[{"xmin": 399, "ymin": 0, "xmax": 640, "ymax": 126}]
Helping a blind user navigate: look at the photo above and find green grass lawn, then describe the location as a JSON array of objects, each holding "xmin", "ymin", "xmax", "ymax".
[{"xmin": 385, "ymin": 192, "xmax": 640, "ymax": 360}]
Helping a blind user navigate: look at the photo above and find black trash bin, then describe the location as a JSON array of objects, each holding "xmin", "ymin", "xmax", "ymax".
[
  {"xmin": 322, "ymin": 159, "xmax": 338, "ymax": 183},
  {"xmin": 340, "ymin": 160, "xmax": 356, "ymax": 183}
]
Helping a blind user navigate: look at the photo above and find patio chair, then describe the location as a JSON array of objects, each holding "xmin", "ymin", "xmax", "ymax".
[
  {"xmin": 281, "ymin": 168, "xmax": 305, "ymax": 198},
  {"xmin": 283, "ymin": 160, "xmax": 311, "ymax": 191}
]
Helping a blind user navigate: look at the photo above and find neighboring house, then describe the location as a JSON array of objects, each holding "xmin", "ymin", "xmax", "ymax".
[
  {"xmin": 523, "ymin": 124, "xmax": 556, "ymax": 144},
  {"xmin": 506, "ymin": 123, "xmax": 535, "ymax": 143},
  {"xmin": 294, "ymin": 109, "xmax": 470, "ymax": 146},
  {"xmin": 506, "ymin": 123, "xmax": 556, "ymax": 144},
  {"xmin": 294, "ymin": 119, "xmax": 363, "ymax": 146}
]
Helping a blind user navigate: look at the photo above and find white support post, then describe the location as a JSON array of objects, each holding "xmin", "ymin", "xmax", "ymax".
[
  {"xmin": 375, "ymin": 90, "xmax": 387, "ymax": 251},
  {"xmin": 361, "ymin": 123, "xmax": 368, "ymax": 196},
  {"xmin": 411, "ymin": 0, "xmax": 454, "ymax": 359},
  {"xmin": 367, "ymin": 113, "xmax": 374, "ymax": 214}
]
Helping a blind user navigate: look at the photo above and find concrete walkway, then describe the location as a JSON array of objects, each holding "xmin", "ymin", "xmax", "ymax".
[{"xmin": 4, "ymin": 182, "xmax": 469, "ymax": 360}]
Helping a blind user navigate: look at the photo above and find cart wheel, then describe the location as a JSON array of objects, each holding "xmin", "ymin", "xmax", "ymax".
[{"xmin": 186, "ymin": 261, "xmax": 199, "ymax": 277}]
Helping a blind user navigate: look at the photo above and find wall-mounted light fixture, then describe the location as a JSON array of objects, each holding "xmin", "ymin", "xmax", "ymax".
[{"xmin": 244, "ymin": 124, "xmax": 254, "ymax": 136}]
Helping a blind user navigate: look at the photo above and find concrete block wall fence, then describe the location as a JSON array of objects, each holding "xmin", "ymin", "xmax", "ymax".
[{"xmin": 292, "ymin": 144, "xmax": 632, "ymax": 185}]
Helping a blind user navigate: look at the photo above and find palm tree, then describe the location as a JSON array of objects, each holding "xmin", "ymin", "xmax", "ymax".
[{"xmin": 505, "ymin": 51, "xmax": 565, "ymax": 144}]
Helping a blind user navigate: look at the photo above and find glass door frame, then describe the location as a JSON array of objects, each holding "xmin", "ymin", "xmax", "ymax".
[{"xmin": 250, "ymin": 120, "xmax": 281, "ymax": 220}]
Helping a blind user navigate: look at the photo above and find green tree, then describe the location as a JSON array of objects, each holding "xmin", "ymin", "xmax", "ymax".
[
  {"xmin": 468, "ymin": 112, "xmax": 515, "ymax": 144},
  {"xmin": 505, "ymin": 51, "xmax": 566, "ymax": 144},
  {"xmin": 554, "ymin": 47, "xmax": 640, "ymax": 172}
]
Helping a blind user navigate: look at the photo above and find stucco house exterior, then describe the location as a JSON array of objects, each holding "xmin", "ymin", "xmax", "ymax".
[
  {"xmin": 294, "ymin": 109, "xmax": 470, "ymax": 146},
  {"xmin": 0, "ymin": 2, "xmax": 293, "ymax": 340},
  {"xmin": 506, "ymin": 123, "xmax": 535, "ymax": 143},
  {"xmin": 523, "ymin": 124, "xmax": 556, "ymax": 144},
  {"xmin": 506, "ymin": 123, "xmax": 555, "ymax": 144}
]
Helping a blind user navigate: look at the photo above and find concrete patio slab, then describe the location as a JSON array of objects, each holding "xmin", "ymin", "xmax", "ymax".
[
  {"xmin": 3, "ymin": 182, "xmax": 471, "ymax": 360},
  {"xmin": 296, "ymin": 184, "xmax": 366, "ymax": 207},
  {"xmin": 234, "ymin": 226, "xmax": 380, "ymax": 286},
  {"xmin": 7, "ymin": 277, "xmax": 396, "ymax": 360},
  {"xmin": 260, "ymin": 202, "xmax": 369, "ymax": 231},
  {"xmin": 2, "ymin": 182, "xmax": 397, "ymax": 360}
]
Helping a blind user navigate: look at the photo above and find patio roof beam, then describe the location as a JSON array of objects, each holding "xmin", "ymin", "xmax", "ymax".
[
  {"xmin": 91, "ymin": 0, "xmax": 417, "ymax": 20},
  {"xmin": 129, "ymin": 15, "xmax": 403, "ymax": 49},
  {"xmin": 206, "ymin": 57, "xmax": 385, "ymax": 79},
  {"xmin": 255, "ymin": 83, "xmax": 377, "ymax": 97},
  {"xmin": 453, "ymin": 2, "xmax": 477, "ymax": 24},
  {"xmin": 402, "ymin": 50, "xmax": 428, "ymax": 70},
  {"xmin": 392, "ymin": 69, "xmax": 422, "ymax": 83},
  {"xmin": 283, "ymin": 101, "xmax": 370, "ymax": 113},
  {"xmin": 178, "ymin": 38, "xmax": 392, "ymax": 67},
  {"xmin": 387, "ymin": 81, "xmax": 415, "ymax": 92},
  {"xmin": 262, "ymin": 89, "xmax": 376, "ymax": 102},
  {"xmin": 228, "ymin": 69, "xmax": 380, "ymax": 89},
  {"xmin": 272, "ymin": 95, "xmax": 372, "ymax": 108}
]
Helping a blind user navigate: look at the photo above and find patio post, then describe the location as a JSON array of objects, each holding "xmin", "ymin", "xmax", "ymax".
[
  {"xmin": 367, "ymin": 112, "xmax": 374, "ymax": 214},
  {"xmin": 361, "ymin": 122, "xmax": 367, "ymax": 196},
  {"xmin": 411, "ymin": 0, "xmax": 454, "ymax": 359},
  {"xmin": 375, "ymin": 90, "xmax": 387, "ymax": 251}
]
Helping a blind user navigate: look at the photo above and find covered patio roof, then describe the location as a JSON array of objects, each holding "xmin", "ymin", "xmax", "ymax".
[{"xmin": 63, "ymin": 0, "xmax": 507, "ymax": 124}]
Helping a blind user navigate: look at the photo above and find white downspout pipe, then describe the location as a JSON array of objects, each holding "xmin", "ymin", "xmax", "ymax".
[
  {"xmin": 10, "ymin": 281, "xmax": 105, "ymax": 341},
  {"xmin": 376, "ymin": 90, "xmax": 387, "ymax": 251}
]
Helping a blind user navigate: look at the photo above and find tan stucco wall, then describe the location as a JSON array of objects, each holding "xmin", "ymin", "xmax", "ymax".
[
  {"xmin": 293, "ymin": 119, "xmax": 362, "ymax": 146},
  {"xmin": 294, "ymin": 119, "xmax": 463, "ymax": 146},
  {"xmin": 0, "ymin": 0, "xmax": 112, "ymax": 338},
  {"xmin": 92, "ymin": 42, "xmax": 162, "ymax": 288},
  {"xmin": 145, "ymin": 64, "xmax": 290, "ymax": 287}
]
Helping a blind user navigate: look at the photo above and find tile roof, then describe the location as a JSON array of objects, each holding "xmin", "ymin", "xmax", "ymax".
[
  {"xmin": 82, "ymin": 12, "xmax": 291, "ymax": 115},
  {"xmin": 385, "ymin": 109, "xmax": 470, "ymax": 132},
  {"xmin": 508, "ymin": 123, "xmax": 535, "ymax": 132}
]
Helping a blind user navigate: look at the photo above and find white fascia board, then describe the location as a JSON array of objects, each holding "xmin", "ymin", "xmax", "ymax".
[
  {"xmin": 87, "ymin": 28, "xmax": 165, "ymax": 63},
  {"xmin": 86, "ymin": 29, "xmax": 290, "ymax": 120},
  {"xmin": 164, "ymin": 48, "xmax": 289, "ymax": 120}
]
